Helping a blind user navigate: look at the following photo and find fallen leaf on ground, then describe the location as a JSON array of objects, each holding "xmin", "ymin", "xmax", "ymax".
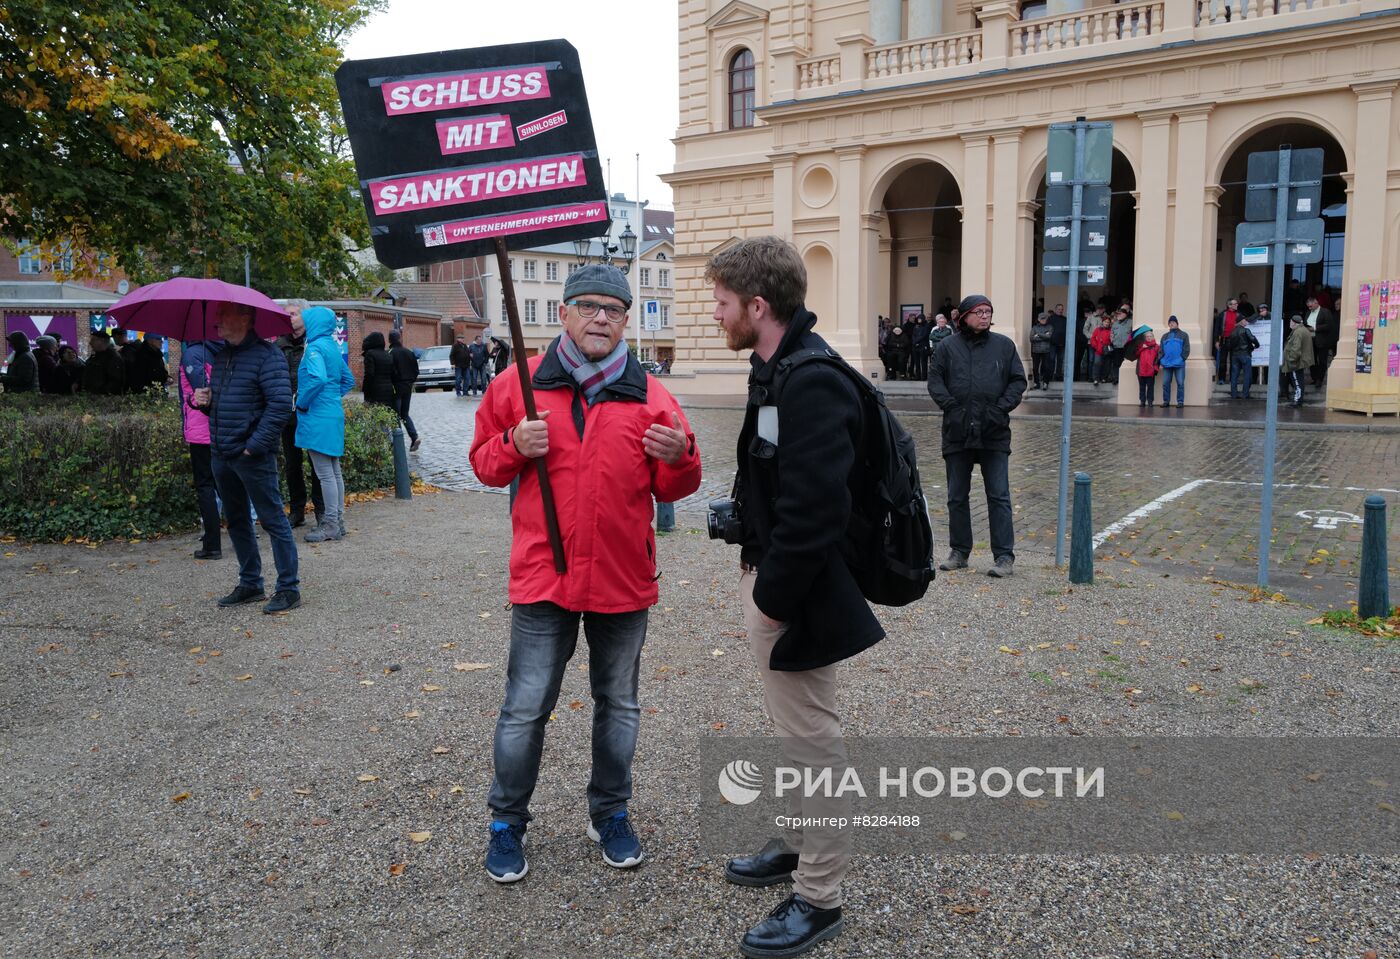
[
  {"xmin": 388, "ymin": 863, "xmax": 406, "ymax": 877},
  {"xmin": 405, "ymin": 710, "xmax": 422, "ymax": 719},
  {"xmin": 357, "ymin": 774, "xmax": 379, "ymax": 782},
  {"xmin": 421, "ymin": 684, "xmax": 443, "ymax": 692},
  {"xmin": 294, "ymin": 788, "xmax": 312, "ymax": 796},
  {"xmin": 1165, "ymin": 811, "xmax": 1184, "ymax": 821},
  {"xmin": 949, "ymin": 904, "xmax": 982, "ymax": 916},
  {"xmin": 568, "ymin": 700, "xmax": 584, "ymax": 710},
  {"xmin": 450, "ymin": 785, "xmax": 465, "ymax": 795},
  {"xmin": 1185, "ymin": 684, "xmax": 1203, "ymax": 693},
  {"xmin": 235, "ymin": 674, "xmax": 254, "ymax": 682},
  {"xmin": 170, "ymin": 792, "xmax": 191, "ymax": 803},
  {"xmin": 408, "ymin": 831, "xmax": 432, "ymax": 843},
  {"xmin": 453, "ymin": 662, "xmax": 491, "ymax": 672},
  {"xmin": 432, "ymin": 746, "xmax": 451, "ymax": 755},
  {"xmin": 248, "ymin": 788, "xmax": 262, "ymax": 800}
]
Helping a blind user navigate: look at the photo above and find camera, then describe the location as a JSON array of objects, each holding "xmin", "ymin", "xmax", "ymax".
[{"xmin": 707, "ymin": 498, "xmax": 744, "ymax": 545}]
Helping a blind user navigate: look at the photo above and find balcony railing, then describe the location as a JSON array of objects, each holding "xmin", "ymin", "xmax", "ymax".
[
  {"xmin": 789, "ymin": 0, "xmax": 1360, "ymax": 96},
  {"xmin": 866, "ymin": 30, "xmax": 983, "ymax": 78},
  {"xmin": 1011, "ymin": 1, "xmax": 1164, "ymax": 57},
  {"xmin": 797, "ymin": 54, "xmax": 840, "ymax": 90},
  {"xmin": 1197, "ymin": 0, "xmax": 1342, "ymax": 24}
]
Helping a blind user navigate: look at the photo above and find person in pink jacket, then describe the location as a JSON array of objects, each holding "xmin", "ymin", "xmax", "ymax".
[{"xmin": 180, "ymin": 341, "xmax": 223, "ymax": 560}]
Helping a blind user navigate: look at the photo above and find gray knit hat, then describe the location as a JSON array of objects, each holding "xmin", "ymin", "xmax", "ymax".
[{"xmin": 563, "ymin": 263, "xmax": 632, "ymax": 308}]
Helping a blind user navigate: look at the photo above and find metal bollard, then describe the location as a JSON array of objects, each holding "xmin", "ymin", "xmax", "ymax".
[
  {"xmin": 391, "ymin": 426, "xmax": 412, "ymax": 500},
  {"xmin": 1358, "ymin": 494, "xmax": 1389, "ymax": 619},
  {"xmin": 1069, "ymin": 472, "xmax": 1093, "ymax": 585}
]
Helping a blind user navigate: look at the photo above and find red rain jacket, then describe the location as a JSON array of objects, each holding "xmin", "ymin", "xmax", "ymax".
[{"xmin": 470, "ymin": 344, "xmax": 702, "ymax": 613}]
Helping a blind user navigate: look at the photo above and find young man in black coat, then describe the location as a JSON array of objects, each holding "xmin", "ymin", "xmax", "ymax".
[
  {"xmin": 927, "ymin": 293, "xmax": 1027, "ymax": 577},
  {"xmin": 708, "ymin": 236, "xmax": 882, "ymax": 959}
]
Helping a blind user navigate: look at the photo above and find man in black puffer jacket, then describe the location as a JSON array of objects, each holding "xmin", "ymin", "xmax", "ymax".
[
  {"xmin": 927, "ymin": 293, "xmax": 1027, "ymax": 577},
  {"xmin": 190, "ymin": 302, "xmax": 300, "ymax": 614}
]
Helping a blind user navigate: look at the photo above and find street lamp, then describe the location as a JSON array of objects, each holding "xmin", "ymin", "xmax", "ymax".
[{"xmin": 572, "ymin": 238, "xmax": 591, "ymax": 267}]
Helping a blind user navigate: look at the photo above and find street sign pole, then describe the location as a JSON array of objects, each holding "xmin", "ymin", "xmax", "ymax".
[
  {"xmin": 1054, "ymin": 122, "xmax": 1087, "ymax": 568},
  {"xmin": 1258, "ymin": 148, "xmax": 1291, "ymax": 589}
]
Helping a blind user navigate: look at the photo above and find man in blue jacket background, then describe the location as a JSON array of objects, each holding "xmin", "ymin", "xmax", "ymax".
[{"xmin": 191, "ymin": 302, "xmax": 301, "ymax": 614}]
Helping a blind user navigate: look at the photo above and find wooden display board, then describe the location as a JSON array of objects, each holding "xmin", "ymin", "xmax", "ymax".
[{"xmin": 1327, "ymin": 279, "xmax": 1400, "ymax": 417}]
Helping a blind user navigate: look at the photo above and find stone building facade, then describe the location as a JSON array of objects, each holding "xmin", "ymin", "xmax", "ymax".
[{"xmin": 666, "ymin": 0, "xmax": 1400, "ymax": 405}]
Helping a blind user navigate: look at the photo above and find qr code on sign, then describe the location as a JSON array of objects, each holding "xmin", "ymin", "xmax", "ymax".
[{"xmin": 423, "ymin": 225, "xmax": 447, "ymax": 247}]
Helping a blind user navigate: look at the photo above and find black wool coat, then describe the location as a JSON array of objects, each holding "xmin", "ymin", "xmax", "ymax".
[{"xmin": 736, "ymin": 308, "xmax": 885, "ymax": 672}]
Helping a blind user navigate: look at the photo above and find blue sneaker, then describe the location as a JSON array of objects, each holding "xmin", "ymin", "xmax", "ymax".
[
  {"xmin": 485, "ymin": 821, "xmax": 528, "ymax": 883},
  {"xmin": 586, "ymin": 811, "xmax": 644, "ymax": 868}
]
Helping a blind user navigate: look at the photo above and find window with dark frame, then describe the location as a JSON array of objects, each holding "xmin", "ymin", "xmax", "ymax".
[{"xmin": 729, "ymin": 49, "xmax": 756, "ymax": 130}]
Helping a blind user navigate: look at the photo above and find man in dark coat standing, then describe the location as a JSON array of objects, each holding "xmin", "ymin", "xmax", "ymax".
[
  {"xmin": 387, "ymin": 330, "xmax": 421, "ymax": 451},
  {"xmin": 190, "ymin": 302, "xmax": 300, "ymax": 615},
  {"xmin": 1304, "ymin": 295, "xmax": 1338, "ymax": 387},
  {"xmin": 927, "ymin": 293, "xmax": 1027, "ymax": 577},
  {"xmin": 82, "ymin": 330, "xmax": 126, "ymax": 395},
  {"xmin": 708, "ymin": 236, "xmax": 882, "ymax": 959}
]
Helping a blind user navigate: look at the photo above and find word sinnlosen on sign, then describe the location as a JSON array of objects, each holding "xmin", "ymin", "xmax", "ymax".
[{"xmin": 338, "ymin": 40, "xmax": 609, "ymax": 268}]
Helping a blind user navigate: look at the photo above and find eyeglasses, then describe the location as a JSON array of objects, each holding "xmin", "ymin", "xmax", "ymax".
[
  {"xmin": 968, "ymin": 307, "xmax": 994, "ymax": 318},
  {"xmin": 568, "ymin": 299, "xmax": 627, "ymax": 323}
]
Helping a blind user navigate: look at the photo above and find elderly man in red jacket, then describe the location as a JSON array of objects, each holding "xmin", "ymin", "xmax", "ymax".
[{"xmin": 469, "ymin": 263, "xmax": 702, "ymax": 884}]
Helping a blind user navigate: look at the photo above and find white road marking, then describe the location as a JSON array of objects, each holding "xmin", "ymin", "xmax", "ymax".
[
  {"xmin": 1092, "ymin": 480, "xmax": 1211, "ymax": 548},
  {"xmin": 1093, "ymin": 478, "xmax": 1400, "ymax": 548}
]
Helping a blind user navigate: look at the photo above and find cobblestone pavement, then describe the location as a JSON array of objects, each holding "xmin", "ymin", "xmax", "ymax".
[{"xmin": 407, "ymin": 390, "xmax": 1400, "ymax": 606}]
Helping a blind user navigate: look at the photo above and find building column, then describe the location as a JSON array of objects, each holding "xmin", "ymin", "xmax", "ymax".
[
  {"xmin": 909, "ymin": 0, "xmax": 942, "ymax": 39},
  {"xmin": 870, "ymin": 0, "xmax": 902, "ymax": 44},
  {"xmin": 834, "ymin": 145, "xmax": 881, "ymax": 378},
  {"xmin": 1136, "ymin": 112, "xmax": 1173, "ymax": 329},
  {"xmin": 961, "ymin": 135, "xmax": 992, "ymax": 301},
  {"xmin": 1338, "ymin": 82, "xmax": 1397, "ymax": 387},
  {"xmin": 770, "ymin": 151, "xmax": 799, "ymax": 241},
  {"xmin": 1017, "ymin": 199, "xmax": 1041, "ymax": 363},
  {"xmin": 1169, "ymin": 107, "xmax": 1214, "ymax": 406},
  {"xmin": 990, "ymin": 130, "xmax": 1025, "ymax": 344}
]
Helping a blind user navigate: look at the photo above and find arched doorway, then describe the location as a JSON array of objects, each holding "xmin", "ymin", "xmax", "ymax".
[
  {"xmin": 1211, "ymin": 122, "xmax": 1348, "ymax": 403},
  {"xmin": 879, "ymin": 161, "xmax": 963, "ymax": 329},
  {"xmin": 1029, "ymin": 148, "xmax": 1137, "ymax": 383}
]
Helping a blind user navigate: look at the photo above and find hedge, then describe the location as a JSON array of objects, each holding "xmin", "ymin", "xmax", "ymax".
[{"xmin": 0, "ymin": 392, "xmax": 400, "ymax": 542}]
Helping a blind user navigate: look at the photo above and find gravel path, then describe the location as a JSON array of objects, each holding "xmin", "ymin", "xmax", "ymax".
[{"xmin": 2, "ymin": 491, "xmax": 1396, "ymax": 958}]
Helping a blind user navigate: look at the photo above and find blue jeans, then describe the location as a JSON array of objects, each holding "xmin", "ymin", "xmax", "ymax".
[
  {"xmin": 454, "ymin": 367, "xmax": 470, "ymax": 395},
  {"xmin": 1230, "ymin": 354, "xmax": 1253, "ymax": 398},
  {"xmin": 1161, "ymin": 366, "xmax": 1185, "ymax": 405},
  {"xmin": 488, "ymin": 601, "xmax": 648, "ymax": 826},
  {"xmin": 470, "ymin": 366, "xmax": 488, "ymax": 393},
  {"xmin": 944, "ymin": 448, "xmax": 1014, "ymax": 561},
  {"xmin": 212, "ymin": 450, "xmax": 299, "ymax": 594}
]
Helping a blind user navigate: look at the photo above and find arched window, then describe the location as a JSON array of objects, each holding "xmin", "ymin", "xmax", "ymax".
[{"xmin": 728, "ymin": 49, "xmax": 755, "ymax": 130}]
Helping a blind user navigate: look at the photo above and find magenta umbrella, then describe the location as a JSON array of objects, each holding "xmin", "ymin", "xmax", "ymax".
[{"xmin": 105, "ymin": 278, "xmax": 292, "ymax": 342}]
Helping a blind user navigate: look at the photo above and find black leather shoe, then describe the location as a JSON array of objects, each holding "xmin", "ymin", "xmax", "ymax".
[
  {"xmin": 740, "ymin": 894, "xmax": 843, "ymax": 958},
  {"xmin": 193, "ymin": 549, "xmax": 222, "ymax": 560},
  {"xmin": 218, "ymin": 585, "xmax": 265, "ymax": 607},
  {"xmin": 263, "ymin": 590, "xmax": 302, "ymax": 615},
  {"xmin": 725, "ymin": 838, "xmax": 797, "ymax": 887},
  {"xmin": 289, "ymin": 507, "xmax": 306, "ymax": 528}
]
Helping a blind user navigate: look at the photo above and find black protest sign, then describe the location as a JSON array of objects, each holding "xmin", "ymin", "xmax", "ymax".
[{"xmin": 336, "ymin": 40, "xmax": 609, "ymax": 269}]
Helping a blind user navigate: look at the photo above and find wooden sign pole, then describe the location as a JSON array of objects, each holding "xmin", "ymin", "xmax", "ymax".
[{"xmin": 494, "ymin": 238, "xmax": 567, "ymax": 572}]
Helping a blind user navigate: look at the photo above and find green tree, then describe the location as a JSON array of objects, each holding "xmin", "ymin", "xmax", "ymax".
[{"xmin": 0, "ymin": 0, "xmax": 386, "ymax": 297}]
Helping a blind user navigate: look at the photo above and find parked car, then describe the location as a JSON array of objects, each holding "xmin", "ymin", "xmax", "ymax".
[{"xmin": 414, "ymin": 345, "xmax": 455, "ymax": 392}]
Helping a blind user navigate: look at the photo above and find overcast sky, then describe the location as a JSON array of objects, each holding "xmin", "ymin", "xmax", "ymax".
[{"xmin": 343, "ymin": 0, "xmax": 680, "ymax": 210}]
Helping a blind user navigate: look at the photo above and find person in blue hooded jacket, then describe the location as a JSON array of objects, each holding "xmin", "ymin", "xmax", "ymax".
[{"xmin": 295, "ymin": 306, "xmax": 356, "ymax": 542}]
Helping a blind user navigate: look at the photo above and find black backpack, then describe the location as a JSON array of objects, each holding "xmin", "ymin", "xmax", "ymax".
[{"xmin": 773, "ymin": 349, "xmax": 935, "ymax": 607}]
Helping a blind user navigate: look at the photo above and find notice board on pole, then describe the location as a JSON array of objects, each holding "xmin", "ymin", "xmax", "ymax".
[
  {"xmin": 1327, "ymin": 278, "xmax": 1400, "ymax": 417},
  {"xmin": 336, "ymin": 40, "xmax": 610, "ymax": 269}
]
